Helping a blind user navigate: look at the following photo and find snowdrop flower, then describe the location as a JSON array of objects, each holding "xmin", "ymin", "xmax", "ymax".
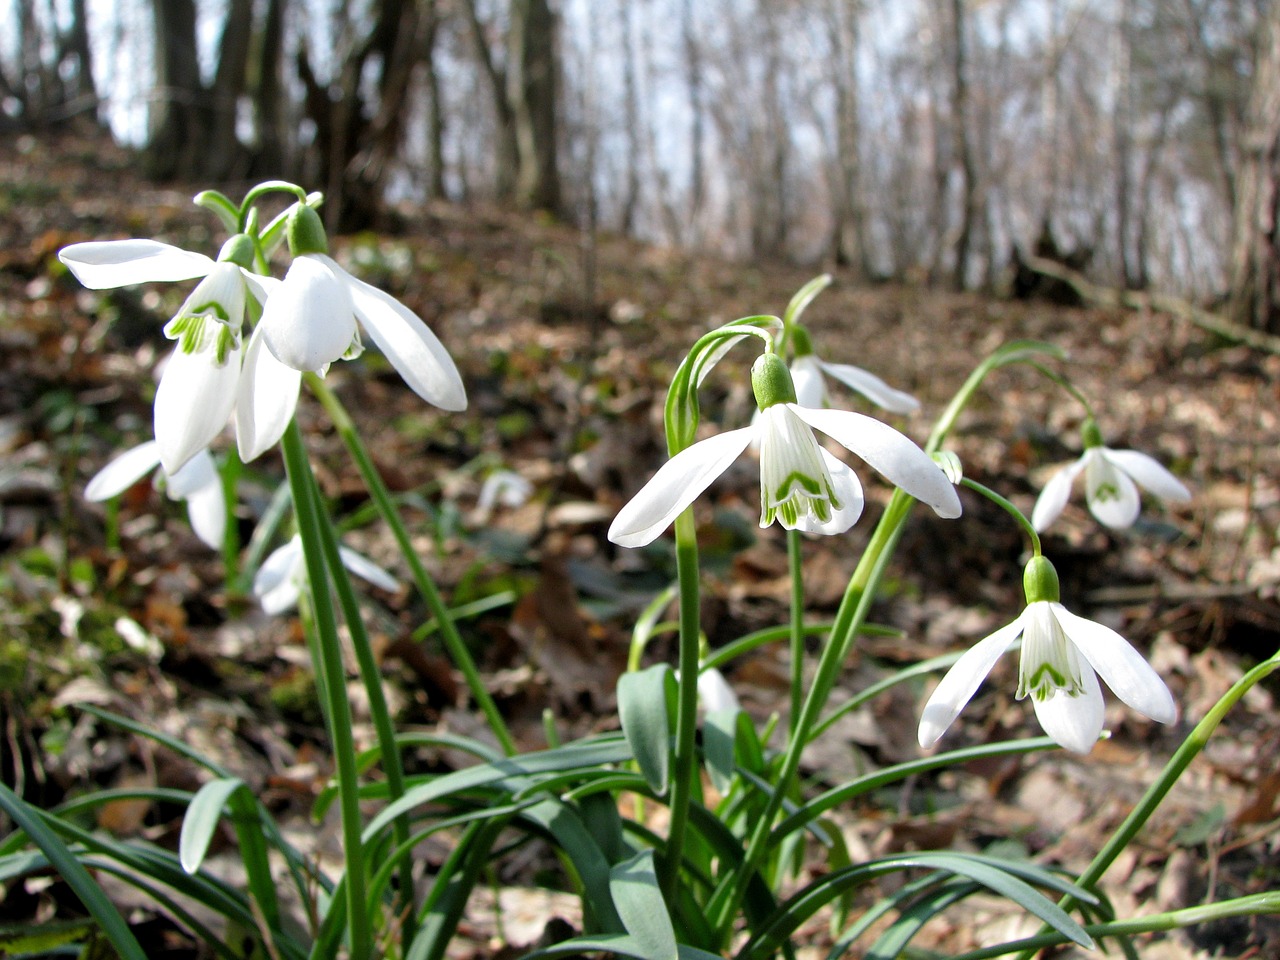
[
  {"xmin": 257, "ymin": 205, "xmax": 466, "ymax": 412},
  {"xmin": 58, "ymin": 237, "xmax": 300, "ymax": 471},
  {"xmin": 473, "ymin": 468, "xmax": 534, "ymax": 523},
  {"xmin": 1032, "ymin": 419, "xmax": 1190, "ymax": 532},
  {"xmin": 788, "ymin": 327, "xmax": 920, "ymax": 414},
  {"xmin": 253, "ymin": 535, "xmax": 401, "ymax": 616},
  {"xmin": 85, "ymin": 440, "xmax": 225, "ymax": 549},
  {"xmin": 918, "ymin": 556, "xmax": 1176, "ymax": 754},
  {"xmin": 609, "ymin": 353, "xmax": 960, "ymax": 548}
]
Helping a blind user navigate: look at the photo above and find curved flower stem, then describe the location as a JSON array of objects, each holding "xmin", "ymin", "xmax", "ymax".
[
  {"xmin": 220, "ymin": 447, "xmax": 244, "ymax": 595},
  {"xmin": 1011, "ymin": 646, "xmax": 1280, "ymax": 960},
  {"xmin": 662, "ymin": 507, "xmax": 703, "ymax": 900},
  {"xmin": 787, "ymin": 529, "xmax": 805, "ymax": 738},
  {"xmin": 960, "ymin": 477, "xmax": 1042, "ymax": 557},
  {"xmin": 305, "ymin": 373, "xmax": 517, "ymax": 757},
  {"xmin": 290, "ymin": 431, "xmax": 416, "ymax": 937},
  {"xmin": 280, "ymin": 422, "xmax": 371, "ymax": 960}
]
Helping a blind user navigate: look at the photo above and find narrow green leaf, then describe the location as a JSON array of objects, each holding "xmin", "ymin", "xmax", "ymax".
[
  {"xmin": 782, "ymin": 274, "xmax": 832, "ymax": 329},
  {"xmin": 610, "ymin": 850, "xmax": 678, "ymax": 960},
  {"xmin": 618, "ymin": 665, "xmax": 676, "ymax": 794},
  {"xmin": 522, "ymin": 935, "xmax": 722, "ymax": 960},
  {"xmin": 702, "ymin": 708, "xmax": 739, "ymax": 795},
  {"xmin": 180, "ymin": 777, "xmax": 246, "ymax": 874},
  {"xmin": 0, "ymin": 784, "xmax": 148, "ymax": 960}
]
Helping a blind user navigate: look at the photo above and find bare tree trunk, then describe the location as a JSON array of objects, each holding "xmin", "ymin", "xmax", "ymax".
[
  {"xmin": 619, "ymin": 0, "xmax": 641, "ymax": 234},
  {"xmin": 1228, "ymin": 2, "xmax": 1280, "ymax": 333},
  {"xmin": 508, "ymin": 0, "xmax": 562, "ymax": 215},
  {"xmin": 1113, "ymin": 0, "xmax": 1138, "ymax": 289},
  {"xmin": 827, "ymin": 0, "xmax": 873, "ymax": 277},
  {"xmin": 462, "ymin": 0, "xmax": 520, "ymax": 201},
  {"xmin": 682, "ymin": 0, "xmax": 705, "ymax": 240},
  {"xmin": 252, "ymin": 0, "xmax": 289, "ymax": 178},
  {"xmin": 949, "ymin": 0, "xmax": 978, "ymax": 290},
  {"xmin": 423, "ymin": 0, "xmax": 448, "ymax": 201},
  {"xmin": 206, "ymin": 0, "xmax": 254, "ymax": 181},
  {"xmin": 144, "ymin": 0, "xmax": 205, "ymax": 180}
]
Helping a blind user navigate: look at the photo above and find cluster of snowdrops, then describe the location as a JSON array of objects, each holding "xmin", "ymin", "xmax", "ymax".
[{"xmin": 10, "ymin": 181, "xmax": 1267, "ymax": 960}]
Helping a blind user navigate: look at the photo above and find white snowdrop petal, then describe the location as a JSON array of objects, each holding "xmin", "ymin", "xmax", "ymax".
[
  {"xmin": 183, "ymin": 471, "xmax": 227, "ymax": 550},
  {"xmin": 818, "ymin": 359, "xmax": 920, "ymax": 413},
  {"xmin": 789, "ymin": 356, "xmax": 827, "ymax": 409},
  {"xmin": 165, "ymin": 448, "xmax": 218, "ymax": 499},
  {"xmin": 608, "ymin": 427, "xmax": 756, "ymax": 548},
  {"xmin": 260, "ymin": 255, "xmax": 357, "ymax": 372},
  {"xmin": 1103, "ymin": 449, "xmax": 1191, "ymax": 503},
  {"xmin": 58, "ymin": 240, "xmax": 213, "ymax": 289},
  {"xmin": 786, "ymin": 448, "xmax": 864, "ymax": 535},
  {"xmin": 1050, "ymin": 603, "xmax": 1177, "ymax": 725},
  {"xmin": 236, "ymin": 325, "xmax": 301, "ymax": 462},
  {"xmin": 85, "ymin": 441, "xmax": 162, "ymax": 501},
  {"xmin": 345, "ymin": 264, "xmax": 467, "ymax": 411},
  {"xmin": 918, "ymin": 617, "xmax": 1025, "ymax": 747},
  {"xmin": 254, "ymin": 539, "xmax": 302, "ymax": 600},
  {"xmin": 154, "ymin": 343, "xmax": 240, "ymax": 475},
  {"xmin": 1031, "ymin": 668, "xmax": 1105, "ymax": 754},
  {"xmin": 792, "ymin": 406, "xmax": 961, "ymax": 518},
  {"xmin": 697, "ymin": 668, "xmax": 740, "ymax": 713},
  {"xmin": 338, "ymin": 546, "xmax": 400, "ymax": 593},
  {"xmin": 1085, "ymin": 452, "xmax": 1142, "ymax": 529},
  {"xmin": 1031, "ymin": 456, "xmax": 1087, "ymax": 532}
]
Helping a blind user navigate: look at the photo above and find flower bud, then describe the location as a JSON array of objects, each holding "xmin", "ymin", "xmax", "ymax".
[
  {"xmin": 1023, "ymin": 555, "xmax": 1061, "ymax": 605},
  {"xmin": 751, "ymin": 352, "xmax": 798, "ymax": 410},
  {"xmin": 218, "ymin": 234, "xmax": 256, "ymax": 269},
  {"xmin": 1081, "ymin": 418, "xmax": 1104, "ymax": 450},
  {"xmin": 286, "ymin": 204, "xmax": 329, "ymax": 257}
]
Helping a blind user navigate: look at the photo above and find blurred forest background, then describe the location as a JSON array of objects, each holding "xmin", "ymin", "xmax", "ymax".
[{"xmin": 5, "ymin": 0, "xmax": 1280, "ymax": 331}]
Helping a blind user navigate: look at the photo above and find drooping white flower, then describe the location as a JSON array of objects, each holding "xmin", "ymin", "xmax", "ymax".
[
  {"xmin": 918, "ymin": 556, "xmax": 1176, "ymax": 754},
  {"xmin": 257, "ymin": 205, "xmax": 466, "ymax": 412},
  {"xmin": 1032, "ymin": 420, "xmax": 1190, "ymax": 532},
  {"xmin": 608, "ymin": 353, "xmax": 960, "ymax": 548},
  {"xmin": 58, "ymin": 238, "xmax": 299, "ymax": 471},
  {"xmin": 473, "ymin": 469, "xmax": 534, "ymax": 523},
  {"xmin": 253, "ymin": 535, "xmax": 401, "ymax": 615},
  {"xmin": 787, "ymin": 327, "xmax": 920, "ymax": 414},
  {"xmin": 85, "ymin": 440, "xmax": 225, "ymax": 549}
]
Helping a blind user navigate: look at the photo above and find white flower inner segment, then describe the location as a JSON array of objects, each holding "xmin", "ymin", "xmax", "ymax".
[
  {"xmin": 1085, "ymin": 451, "xmax": 1122, "ymax": 503},
  {"xmin": 757, "ymin": 405, "xmax": 842, "ymax": 528},
  {"xmin": 1016, "ymin": 603, "xmax": 1087, "ymax": 702}
]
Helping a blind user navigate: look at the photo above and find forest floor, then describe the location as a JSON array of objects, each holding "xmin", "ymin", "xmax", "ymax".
[{"xmin": 2, "ymin": 130, "xmax": 1279, "ymax": 958}]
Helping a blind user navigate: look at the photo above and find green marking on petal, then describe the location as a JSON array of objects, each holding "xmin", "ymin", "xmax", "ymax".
[{"xmin": 1092, "ymin": 482, "xmax": 1120, "ymax": 502}]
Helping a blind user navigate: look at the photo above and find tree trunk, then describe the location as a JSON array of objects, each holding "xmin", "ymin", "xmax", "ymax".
[
  {"xmin": 422, "ymin": 0, "xmax": 448, "ymax": 201},
  {"xmin": 206, "ymin": 0, "xmax": 254, "ymax": 181},
  {"xmin": 507, "ymin": 0, "xmax": 563, "ymax": 215},
  {"xmin": 949, "ymin": 0, "xmax": 978, "ymax": 290},
  {"xmin": 252, "ymin": 0, "xmax": 289, "ymax": 179},
  {"xmin": 826, "ymin": 0, "xmax": 874, "ymax": 276},
  {"xmin": 1228, "ymin": 3, "xmax": 1280, "ymax": 333},
  {"xmin": 144, "ymin": 0, "xmax": 206, "ymax": 180}
]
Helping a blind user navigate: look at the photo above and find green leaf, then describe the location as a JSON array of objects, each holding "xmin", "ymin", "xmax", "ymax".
[
  {"xmin": 180, "ymin": 777, "xmax": 246, "ymax": 874},
  {"xmin": 0, "ymin": 784, "xmax": 148, "ymax": 960},
  {"xmin": 610, "ymin": 850, "xmax": 678, "ymax": 960},
  {"xmin": 619, "ymin": 665, "xmax": 676, "ymax": 794},
  {"xmin": 521, "ymin": 935, "xmax": 722, "ymax": 960},
  {"xmin": 362, "ymin": 735, "xmax": 633, "ymax": 840},
  {"xmin": 782, "ymin": 274, "xmax": 832, "ymax": 329},
  {"xmin": 702, "ymin": 708, "xmax": 739, "ymax": 795},
  {"xmin": 739, "ymin": 852, "xmax": 1094, "ymax": 959}
]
